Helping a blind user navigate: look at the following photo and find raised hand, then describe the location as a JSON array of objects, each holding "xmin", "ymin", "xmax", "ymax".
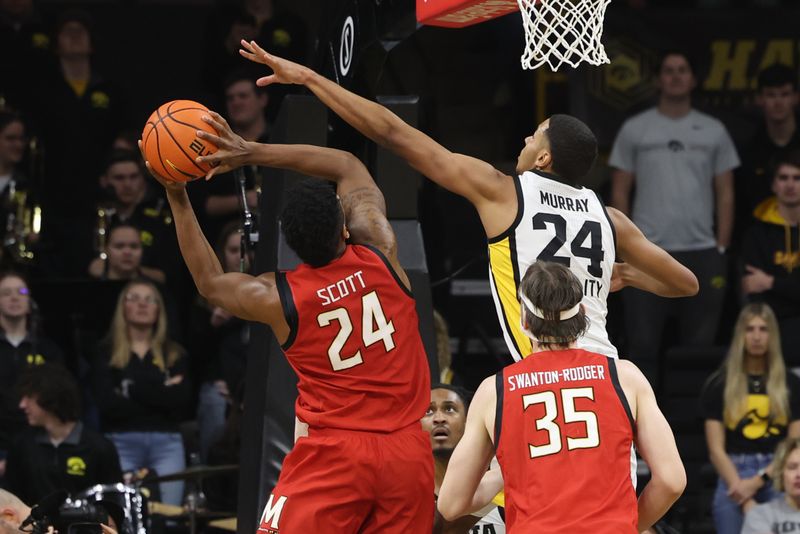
[
  {"xmin": 239, "ymin": 39, "xmax": 312, "ymax": 87},
  {"xmin": 194, "ymin": 110, "xmax": 252, "ymax": 180}
]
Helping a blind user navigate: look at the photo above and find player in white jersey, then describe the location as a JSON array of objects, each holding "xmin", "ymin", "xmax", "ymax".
[
  {"xmin": 238, "ymin": 42, "xmax": 700, "ymax": 361},
  {"xmin": 489, "ymin": 168, "xmax": 617, "ymax": 360}
]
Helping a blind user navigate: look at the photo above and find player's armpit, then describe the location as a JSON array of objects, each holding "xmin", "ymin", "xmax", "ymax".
[
  {"xmin": 345, "ymin": 202, "xmax": 397, "ymax": 259},
  {"xmin": 340, "ymin": 185, "xmax": 387, "ymax": 217},
  {"xmin": 341, "ymin": 186, "xmax": 413, "ymax": 289},
  {"xmin": 609, "ymin": 208, "xmax": 699, "ymax": 297},
  {"xmin": 201, "ymin": 272, "xmax": 289, "ymax": 342}
]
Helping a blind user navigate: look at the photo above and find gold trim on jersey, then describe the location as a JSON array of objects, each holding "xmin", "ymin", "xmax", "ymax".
[
  {"xmin": 489, "ymin": 237, "xmax": 531, "ymax": 358},
  {"xmin": 492, "ymin": 491, "xmax": 505, "ymax": 508}
]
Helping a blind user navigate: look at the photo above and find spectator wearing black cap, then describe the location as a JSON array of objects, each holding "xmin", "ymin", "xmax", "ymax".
[{"xmin": 4, "ymin": 364, "xmax": 122, "ymax": 505}]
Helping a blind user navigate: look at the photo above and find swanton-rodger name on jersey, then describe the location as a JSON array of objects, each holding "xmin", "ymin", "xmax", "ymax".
[{"xmin": 507, "ymin": 364, "xmax": 606, "ymax": 392}]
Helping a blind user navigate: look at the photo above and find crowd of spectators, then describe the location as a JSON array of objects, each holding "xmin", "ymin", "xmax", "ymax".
[{"xmin": 0, "ymin": 0, "xmax": 307, "ymax": 518}]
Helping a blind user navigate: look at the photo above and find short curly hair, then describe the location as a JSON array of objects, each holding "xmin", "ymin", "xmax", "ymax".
[
  {"xmin": 431, "ymin": 383, "xmax": 474, "ymax": 411},
  {"xmin": 281, "ymin": 180, "xmax": 344, "ymax": 267},
  {"xmin": 16, "ymin": 364, "xmax": 82, "ymax": 423},
  {"xmin": 546, "ymin": 114, "xmax": 598, "ymax": 184}
]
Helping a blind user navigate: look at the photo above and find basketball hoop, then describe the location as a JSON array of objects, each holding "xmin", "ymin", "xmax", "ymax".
[{"xmin": 518, "ymin": 0, "xmax": 611, "ymax": 71}]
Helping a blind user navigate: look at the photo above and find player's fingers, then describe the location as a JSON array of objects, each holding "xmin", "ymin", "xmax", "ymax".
[
  {"xmin": 249, "ymin": 40, "xmax": 268, "ymax": 57},
  {"xmin": 196, "ymin": 153, "xmax": 217, "ymax": 165},
  {"xmin": 240, "ymin": 40, "xmax": 268, "ymax": 64},
  {"xmin": 207, "ymin": 110, "xmax": 232, "ymax": 131},
  {"xmin": 199, "ymin": 122, "xmax": 223, "ymax": 141},
  {"xmin": 257, "ymin": 74, "xmax": 277, "ymax": 87},
  {"xmin": 200, "ymin": 113, "xmax": 224, "ymax": 131},
  {"xmin": 239, "ymin": 48, "xmax": 260, "ymax": 63},
  {"xmin": 144, "ymin": 160, "xmax": 179, "ymax": 188},
  {"xmin": 197, "ymin": 127, "xmax": 224, "ymax": 147}
]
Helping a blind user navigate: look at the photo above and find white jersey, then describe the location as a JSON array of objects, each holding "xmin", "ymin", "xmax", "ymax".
[
  {"xmin": 487, "ymin": 170, "xmax": 617, "ymax": 361},
  {"xmin": 470, "ymin": 507, "xmax": 506, "ymax": 533}
]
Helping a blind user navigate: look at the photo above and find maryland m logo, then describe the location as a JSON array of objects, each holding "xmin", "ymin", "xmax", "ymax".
[{"xmin": 257, "ymin": 495, "xmax": 288, "ymax": 533}]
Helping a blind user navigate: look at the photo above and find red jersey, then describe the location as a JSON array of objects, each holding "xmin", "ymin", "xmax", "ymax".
[
  {"xmin": 277, "ymin": 244, "xmax": 430, "ymax": 433},
  {"xmin": 495, "ymin": 349, "xmax": 637, "ymax": 533}
]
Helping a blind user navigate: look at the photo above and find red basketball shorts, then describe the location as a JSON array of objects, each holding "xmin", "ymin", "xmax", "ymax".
[{"xmin": 256, "ymin": 423, "xmax": 434, "ymax": 534}]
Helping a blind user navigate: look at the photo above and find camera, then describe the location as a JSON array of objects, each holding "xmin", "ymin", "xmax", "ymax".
[
  {"xmin": 55, "ymin": 501, "xmax": 110, "ymax": 534},
  {"xmin": 20, "ymin": 491, "xmax": 111, "ymax": 534}
]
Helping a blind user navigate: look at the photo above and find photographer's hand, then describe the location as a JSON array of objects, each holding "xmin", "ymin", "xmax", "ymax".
[{"xmin": 100, "ymin": 524, "xmax": 118, "ymax": 534}]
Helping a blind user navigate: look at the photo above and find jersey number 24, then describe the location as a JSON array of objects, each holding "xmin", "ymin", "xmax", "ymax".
[
  {"xmin": 533, "ymin": 213, "xmax": 604, "ymax": 277},
  {"xmin": 317, "ymin": 291, "xmax": 396, "ymax": 371}
]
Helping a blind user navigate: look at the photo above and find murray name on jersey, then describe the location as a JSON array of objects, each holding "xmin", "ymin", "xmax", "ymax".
[{"xmin": 539, "ymin": 191, "xmax": 590, "ymax": 213}]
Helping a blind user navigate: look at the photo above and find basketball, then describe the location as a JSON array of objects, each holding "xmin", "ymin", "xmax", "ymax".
[{"xmin": 141, "ymin": 100, "xmax": 218, "ymax": 182}]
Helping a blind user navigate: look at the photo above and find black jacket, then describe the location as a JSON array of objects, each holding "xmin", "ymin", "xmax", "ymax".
[
  {"xmin": 4, "ymin": 422, "xmax": 122, "ymax": 504},
  {"xmin": 741, "ymin": 197, "xmax": 800, "ymax": 320},
  {"xmin": 92, "ymin": 345, "xmax": 191, "ymax": 433}
]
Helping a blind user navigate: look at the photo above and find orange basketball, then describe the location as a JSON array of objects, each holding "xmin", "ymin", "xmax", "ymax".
[{"xmin": 141, "ymin": 100, "xmax": 218, "ymax": 182}]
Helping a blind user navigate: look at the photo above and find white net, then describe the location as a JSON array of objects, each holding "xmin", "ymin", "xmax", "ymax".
[{"xmin": 518, "ymin": 0, "xmax": 611, "ymax": 71}]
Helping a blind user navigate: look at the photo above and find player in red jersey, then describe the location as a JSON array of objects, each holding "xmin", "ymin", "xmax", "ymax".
[
  {"xmin": 437, "ymin": 261, "xmax": 685, "ymax": 533},
  {"xmin": 139, "ymin": 111, "xmax": 433, "ymax": 533}
]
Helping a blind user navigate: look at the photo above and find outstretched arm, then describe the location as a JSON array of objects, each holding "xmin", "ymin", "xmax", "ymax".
[
  {"xmin": 609, "ymin": 207, "xmax": 699, "ymax": 297},
  {"xmin": 195, "ymin": 111, "xmax": 408, "ymax": 287},
  {"xmin": 238, "ymin": 40, "xmax": 516, "ymax": 238},
  {"xmin": 617, "ymin": 360, "xmax": 686, "ymax": 532},
  {"xmin": 138, "ymin": 141, "xmax": 288, "ymax": 341}
]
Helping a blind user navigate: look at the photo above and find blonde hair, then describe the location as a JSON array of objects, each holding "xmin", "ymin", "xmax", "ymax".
[
  {"xmin": 772, "ymin": 437, "xmax": 800, "ymax": 492},
  {"xmin": 107, "ymin": 280, "xmax": 182, "ymax": 371},
  {"xmin": 718, "ymin": 303, "xmax": 789, "ymax": 425}
]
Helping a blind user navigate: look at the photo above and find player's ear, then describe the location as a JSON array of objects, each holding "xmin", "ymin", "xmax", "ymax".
[
  {"xmin": 535, "ymin": 149, "xmax": 552, "ymax": 171},
  {"xmin": 342, "ymin": 223, "xmax": 350, "ymax": 241}
]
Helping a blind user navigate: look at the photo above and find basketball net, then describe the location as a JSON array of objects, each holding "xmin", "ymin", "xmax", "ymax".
[{"xmin": 518, "ymin": 0, "xmax": 611, "ymax": 71}]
